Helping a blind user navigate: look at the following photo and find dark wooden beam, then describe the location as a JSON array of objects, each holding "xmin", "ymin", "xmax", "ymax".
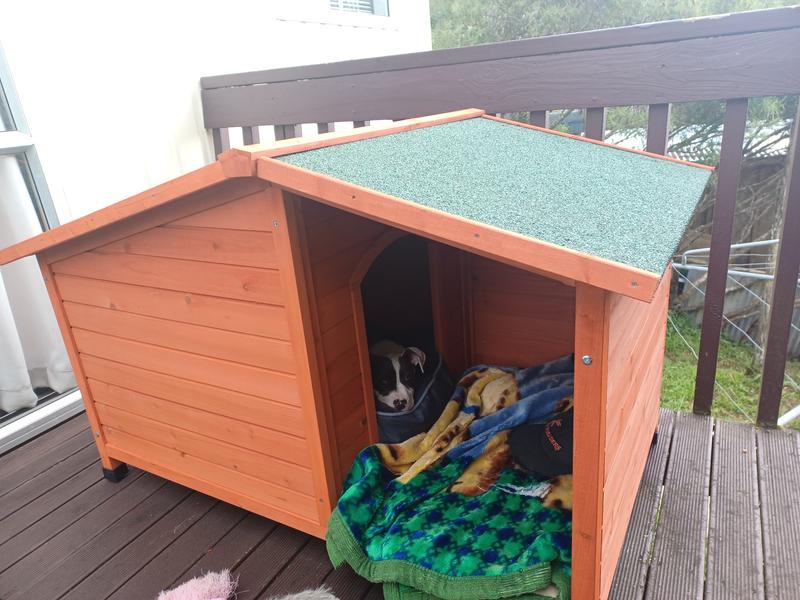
[
  {"xmin": 646, "ymin": 104, "xmax": 671, "ymax": 155},
  {"xmin": 758, "ymin": 106, "xmax": 800, "ymax": 426},
  {"xmin": 693, "ymin": 98, "xmax": 749, "ymax": 415}
]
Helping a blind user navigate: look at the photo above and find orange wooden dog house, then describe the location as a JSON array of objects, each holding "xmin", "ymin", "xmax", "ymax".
[{"xmin": 0, "ymin": 109, "xmax": 711, "ymax": 600}]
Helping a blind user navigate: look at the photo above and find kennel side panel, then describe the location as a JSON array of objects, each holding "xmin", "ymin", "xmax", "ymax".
[
  {"xmin": 298, "ymin": 198, "xmax": 391, "ymax": 485},
  {"xmin": 45, "ymin": 189, "xmax": 323, "ymax": 532},
  {"xmin": 469, "ymin": 256, "xmax": 576, "ymax": 367},
  {"xmin": 600, "ymin": 269, "xmax": 670, "ymax": 598}
]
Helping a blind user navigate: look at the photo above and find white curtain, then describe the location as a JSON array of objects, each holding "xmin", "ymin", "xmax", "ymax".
[{"xmin": 0, "ymin": 156, "xmax": 75, "ymax": 413}]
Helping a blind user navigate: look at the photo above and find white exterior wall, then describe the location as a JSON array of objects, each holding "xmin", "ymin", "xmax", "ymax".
[{"xmin": 0, "ymin": 0, "xmax": 431, "ymax": 222}]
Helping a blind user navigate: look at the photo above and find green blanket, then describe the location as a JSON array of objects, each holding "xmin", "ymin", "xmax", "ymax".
[{"xmin": 327, "ymin": 360, "xmax": 576, "ymax": 599}]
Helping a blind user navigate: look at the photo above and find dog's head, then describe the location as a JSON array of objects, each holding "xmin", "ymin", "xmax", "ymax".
[{"xmin": 369, "ymin": 341, "xmax": 426, "ymax": 412}]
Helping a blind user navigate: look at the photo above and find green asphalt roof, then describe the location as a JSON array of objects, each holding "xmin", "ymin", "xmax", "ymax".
[{"xmin": 277, "ymin": 117, "xmax": 712, "ymax": 274}]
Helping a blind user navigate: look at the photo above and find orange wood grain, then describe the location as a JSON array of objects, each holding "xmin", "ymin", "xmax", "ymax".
[
  {"xmin": 220, "ymin": 109, "xmax": 484, "ymax": 161},
  {"xmin": 104, "ymin": 440, "xmax": 325, "ymax": 538},
  {"xmin": 572, "ymin": 283, "xmax": 610, "ymax": 600},
  {"xmin": 258, "ymin": 161, "xmax": 661, "ymax": 302},
  {"xmin": 269, "ymin": 188, "xmax": 341, "ymax": 527},
  {"xmin": 82, "ymin": 355, "xmax": 306, "ymax": 437},
  {"xmin": 54, "ymin": 274, "xmax": 291, "ymax": 339},
  {"xmin": 63, "ymin": 301, "xmax": 295, "ymax": 372},
  {"xmin": 94, "ymin": 401, "xmax": 314, "ymax": 495},
  {"xmin": 88, "ymin": 378, "xmax": 310, "ymax": 466},
  {"xmin": 51, "ymin": 252, "xmax": 283, "ymax": 305},
  {"xmin": 40, "ymin": 180, "xmax": 268, "ymax": 265},
  {"xmin": 102, "ymin": 425, "xmax": 319, "ymax": 522},
  {"xmin": 73, "ymin": 329, "xmax": 301, "ymax": 405},
  {"xmin": 168, "ymin": 191, "xmax": 272, "ymax": 231},
  {"xmin": 96, "ymin": 225, "xmax": 276, "ymax": 269},
  {"xmin": 35, "ymin": 257, "xmax": 122, "ymax": 471}
]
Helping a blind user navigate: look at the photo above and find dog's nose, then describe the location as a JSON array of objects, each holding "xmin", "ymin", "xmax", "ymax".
[{"xmin": 394, "ymin": 399, "xmax": 406, "ymax": 409}]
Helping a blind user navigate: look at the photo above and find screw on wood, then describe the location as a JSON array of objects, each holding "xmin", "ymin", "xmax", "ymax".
[{"xmin": 582, "ymin": 355, "xmax": 593, "ymax": 365}]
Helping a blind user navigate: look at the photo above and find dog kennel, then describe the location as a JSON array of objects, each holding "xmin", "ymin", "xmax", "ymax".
[{"xmin": 0, "ymin": 109, "xmax": 711, "ymax": 600}]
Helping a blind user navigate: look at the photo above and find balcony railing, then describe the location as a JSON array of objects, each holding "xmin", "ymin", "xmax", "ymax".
[{"xmin": 200, "ymin": 6, "xmax": 800, "ymax": 427}]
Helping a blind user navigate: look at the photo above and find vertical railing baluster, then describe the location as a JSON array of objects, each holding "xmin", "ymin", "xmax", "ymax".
[
  {"xmin": 317, "ymin": 123, "xmax": 331, "ymax": 134},
  {"xmin": 585, "ymin": 107, "xmax": 606, "ymax": 140},
  {"xmin": 758, "ymin": 105, "xmax": 800, "ymax": 427},
  {"xmin": 529, "ymin": 110, "xmax": 547, "ymax": 127},
  {"xmin": 242, "ymin": 126, "xmax": 260, "ymax": 145},
  {"xmin": 646, "ymin": 104, "xmax": 671, "ymax": 154},
  {"xmin": 693, "ymin": 97, "xmax": 749, "ymax": 414},
  {"xmin": 353, "ymin": 120, "xmax": 366, "ymax": 128},
  {"xmin": 212, "ymin": 128, "xmax": 230, "ymax": 157},
  {"xmin": 274, "ymin": 124, "xmax": 300, "ymax": 140}
]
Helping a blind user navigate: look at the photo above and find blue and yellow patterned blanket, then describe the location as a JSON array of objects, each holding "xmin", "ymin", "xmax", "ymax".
[{"xmin": 326, "ymin": 355, "xmax": 575, "ymax": 600}]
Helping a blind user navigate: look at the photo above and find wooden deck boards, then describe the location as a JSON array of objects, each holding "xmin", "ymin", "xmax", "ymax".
[{"xmin": 1, "ymin": 410, "xmax": 798, "ymax": 600}]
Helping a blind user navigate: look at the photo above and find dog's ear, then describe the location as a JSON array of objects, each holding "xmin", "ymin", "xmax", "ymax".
[{"xmin": 403, "ymin": 347, "xmax": 426, "ymax": 373}]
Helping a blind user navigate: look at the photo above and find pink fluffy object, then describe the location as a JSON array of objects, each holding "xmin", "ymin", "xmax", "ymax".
[{"xmin": 157, "ymin": 570, "xmax": 237, "ymax": 600}]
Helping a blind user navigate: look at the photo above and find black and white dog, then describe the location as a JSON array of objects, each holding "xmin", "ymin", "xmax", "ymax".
[{"xmin": 369, "ymin": 340, "xmax": 426, "ymax": 413}]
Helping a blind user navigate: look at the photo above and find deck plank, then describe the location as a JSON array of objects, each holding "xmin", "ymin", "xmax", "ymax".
[
  {"xmin": 233, "ymin": 525, "xmax": 309, "ymax": 599},
  {"xmin": 10, "ymin": 483, "xmax": 191, "ymax": 600},
  {"xmin": 609, "ymin": 410, "xmax": 675, "ymax": 600},
  {"xmin": 644, "ymin": 412, "xmax": 713, "ymax": 600},
  {"xmin": 324, "ymin": 564, "xmax": 374, "ymax": 600},
  {"xmin": 757, "ymin": 426, "xmax": 800, "ymax": 600},
  {"xmin": 0, "ymin": 413, "xmax": 88, "ymax": 469},
  {"xmin": 258, "ymin": 537, "xmax": 334, "ymax": 599},
  {"xmin": 705, "ymin": 420, "xmax": 764, "ymax": 600},
  {"xmin": 61, "ymin": 492, "xmax": 217, "ymax": 600},
  {"xmin": 108, "ymin": 501, "xmax": 246, "ymax": 599}
]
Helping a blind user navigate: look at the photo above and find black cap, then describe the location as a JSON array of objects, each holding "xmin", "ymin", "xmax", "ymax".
[{"xmin": 509, "ymin": 409, "xmax": 573, "ymax": 479}]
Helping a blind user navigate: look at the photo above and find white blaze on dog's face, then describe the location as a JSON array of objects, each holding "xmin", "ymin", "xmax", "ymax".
[{"xmin": 369, "ymin": 341, "xmax": 425, "ymax": 412}]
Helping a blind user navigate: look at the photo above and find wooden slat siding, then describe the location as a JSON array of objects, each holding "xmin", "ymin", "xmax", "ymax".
[
  {"xmin": 37, "ymin": 257, "xmax": 122, "ymax": 471},
  {"xmin": 0, "ymin": 444, "xmax": 98, "ymax": 520},
  {"xmin": 298, "ymin": 197, "xmax": 391, "ymax": 484},
  {"xmin": 572, "ymin": 284, "xmax": 609, "ymax": 600},
  {"xmin": 0, "ymin": 472, "xmax": 165, "ymax": 596},
  {"xmin": 232, "ymin": 526, "xmax": 309, "ymax": 600},
  {"xmin": 601, "ymin": 275, "xmax": 670, "ymax": 597},
  {"xmin": 201, "ymin": 30, "xmax": 800, "ymax": 127},
  {"xmin": 65, "ymin": 302, "xmax": 295, "ymax": 372},
  {"xmin": 585, "ymin": 107, "xmax": 606, "ymax": 140},
  {"xmin": 757, "ymin": 427, "xmax": 800, "ymax": 600},
  {"xmin": 609, "ymin": 410, "xmax": 675, "ymax": 600},
  {"xmin": 74, "ymin": 329, "xmax": 300, "ymax": 405},
  {"xmin": 201, "ymin": 8, "xmax": 800, "ymax": 91},
  {"xmin": 51, "ymin": 252, "xmax": 284, "ymax": 304},
  {"xmin": 95, "ymin": 225, "xmax": 277, "ymax": 268},
  {"xmin": 470, "ymin": 256, "xmax": 575, "ymax": 367},
  {"xmin": 529, "ymin": 110, "xmax": 547, "ymax": 127},
  {"xmin": 82, "ymin": 356, "xmax": 305, "ymax": 437},
  {"xmin": 88, "ymin": 380, "xmax": 309, "ymax": 464},
  {"xmin": 243, "ymin": 125, "xmax": 261, "ymax": 145},
  {"xmin": 646, "ymin": 103, "xmax": 671, "ymax": 154},
  {"xmin": 103, "ymin": 427, "xmax": 319, "ymax": 525},
  {"xmin": 271, "ymin": 189, "xmax": 343, "ymax": 531},
  {"xmin": 0, "ymin": 470, "xmax": 145, "ymax": 574},
  {"xmin": 257, "ymin": 158, "xmax": 661, "ymax": 302},
  {"xmin": 758, "ymin": 105, "xmax": 800, "ymax": 425},
  {"xmin": 0, "ymin": 426, "xmax": 92, "ymax": 494},
  {"xmin": 693, "ymin": 98, "xmax": 749, "ymax": 414},
  {"xmin": 56, "ymin": 275, "xmax": 291, "ymax": 340},
  {"xmin": 259, "ymin": 538, "xmax": 333, "ymax": 599},
  {"xmin": 705, "ymin": 421, "xmax": 763, "ymax": 600},
  {"xmin": 645, "ymin": 413, "xmax": 713, "ymax": 600},
  {"xmin": 62, "ymin": 493, "xmax": 223, "ymax": 600},
  {"xmin": 174, "ymin": 513, "xmax": 276, "ymax": 586},
  {"xmin": 212, "ymin": 127, "xmax": 230, "ymax": 157},
  {"xmin": 168, "ymin": 191, "xmax": 271, "ymax": 231},
  {"xmin": 9, "ymin": 483, "xmax": 192, "ymax": 600},
  {"xmin": 95, "ymin": 402, "xmax": 314, "ymax": 495},
  {"xmin": 41, "ymin": 179, "xmax": 270, "ymax": 264},
  {"xmin": 108, "ymin": 502, "xmax": 246, "ymax": 600}
]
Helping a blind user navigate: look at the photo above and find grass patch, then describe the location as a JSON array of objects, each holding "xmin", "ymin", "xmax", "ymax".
[{"xmin": 662, "ymin": 311, "xmax": 800, "ymax": 429}]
